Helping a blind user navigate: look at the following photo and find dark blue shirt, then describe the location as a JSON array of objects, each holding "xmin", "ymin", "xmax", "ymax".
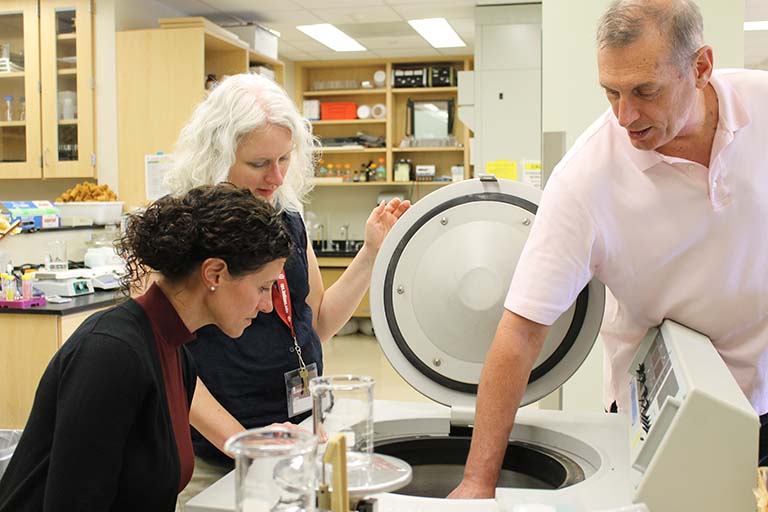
[{"xmin": 189, "ymin": 211, "xmax": 323, "ymax": 465}]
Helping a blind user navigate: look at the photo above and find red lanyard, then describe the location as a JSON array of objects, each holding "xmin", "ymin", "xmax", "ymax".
[
  {"xmin": 272, "ymin": 269, "xmax": 295, "ymax": 338},
  {"xmin": 272, "ymin": 269, "xmax": 306, "ymax": 371}
]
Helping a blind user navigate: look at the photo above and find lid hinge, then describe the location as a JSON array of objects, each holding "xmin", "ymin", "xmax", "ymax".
[{"xmin": 449, "ymin": 405, "xmax": 476, "ymax": 428}]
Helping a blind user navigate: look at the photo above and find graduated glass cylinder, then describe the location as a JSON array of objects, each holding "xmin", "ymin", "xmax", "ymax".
[
  {"xmin": 224, "ymin": 426, "xmax": 318, "ymax": 512},
  {"xmin": 310, "ymin": 375, "xmax": 375, "ymax": 488}
]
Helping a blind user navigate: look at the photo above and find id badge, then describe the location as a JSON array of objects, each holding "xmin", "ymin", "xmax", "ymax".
[{"xmin": 285, "ymin": 362, "xmax": 318, "ymax": 417}]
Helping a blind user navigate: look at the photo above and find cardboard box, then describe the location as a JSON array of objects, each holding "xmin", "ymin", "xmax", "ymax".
[{"xmin": 0, "ymin": 201, "xmax": 60, "ymax": 231}]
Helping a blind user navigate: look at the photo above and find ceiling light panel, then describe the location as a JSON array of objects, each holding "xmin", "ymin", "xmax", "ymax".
[
  {"xmin": 744, "ymin": 21, "xmax": 768, "ymax": 31},
  {"xmin": 408, "ymin": 18, "xmax": 466, "ymax": 48},
  {"xmin": 297, "ymin": 23, "xmax": 367, "ymax": 51}
]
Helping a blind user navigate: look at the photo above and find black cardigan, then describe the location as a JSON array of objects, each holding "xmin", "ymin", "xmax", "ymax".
[{"xmin": 0, "ymin": 299, "xmax": 197, "ymax": 512}]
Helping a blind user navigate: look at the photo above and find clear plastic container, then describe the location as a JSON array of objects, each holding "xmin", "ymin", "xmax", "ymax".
[
  {"xmin": 21, "ymin": 272, "xmax": 34, "ymax": 299},
  {"xmin": 0, "ymin": 430, "xmax": 23, "ymax": 481}
]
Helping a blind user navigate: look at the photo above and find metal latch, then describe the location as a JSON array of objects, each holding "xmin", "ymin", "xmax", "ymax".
[{"xmin": 478, "ymin": 174, "xmax": 498, "ymax": 182}]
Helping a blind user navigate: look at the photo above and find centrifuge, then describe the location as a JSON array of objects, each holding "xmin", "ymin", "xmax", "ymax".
[{"xmin": 187, "ymin": 177, "xmax": 757, "ymax": 512}]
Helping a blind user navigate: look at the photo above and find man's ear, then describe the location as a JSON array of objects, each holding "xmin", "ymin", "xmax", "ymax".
[{"xmin": 694, "ymin": 45, "xmax": 714, "ymax": 89}]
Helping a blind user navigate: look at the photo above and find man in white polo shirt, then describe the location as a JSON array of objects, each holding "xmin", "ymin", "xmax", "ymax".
[{"xmin": 450, "ymin": 0, "xmax": 768, "ymax": 499}]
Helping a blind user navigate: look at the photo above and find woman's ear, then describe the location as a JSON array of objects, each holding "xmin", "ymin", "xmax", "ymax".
[{"xmin": 200, "ymin": 258, "xmax": 228, "ymax": 290}]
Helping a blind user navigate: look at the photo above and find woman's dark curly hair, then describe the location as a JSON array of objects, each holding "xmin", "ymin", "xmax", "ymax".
[{"xmin": 115, "ymin": 183, "xmax": 293, "ymax": 290}]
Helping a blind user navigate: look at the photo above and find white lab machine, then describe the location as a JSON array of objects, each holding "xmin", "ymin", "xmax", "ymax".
[
  {"xmin": 188, "ymin": 177, "xmax": 758, "ymax": 512},
  {"xmin": 35, "ymin": 269, "xmax": 94, "ymax": 297}
]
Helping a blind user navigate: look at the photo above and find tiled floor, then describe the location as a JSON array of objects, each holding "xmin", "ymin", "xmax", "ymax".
[{"xmin": 322, "ymin": 333, "xmax": 431, "ymax": 403}]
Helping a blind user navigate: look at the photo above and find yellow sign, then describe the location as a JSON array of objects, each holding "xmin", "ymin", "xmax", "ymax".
[{"xmin": 485, "ymin": 160, "xmax": 517, "ymax": 180}]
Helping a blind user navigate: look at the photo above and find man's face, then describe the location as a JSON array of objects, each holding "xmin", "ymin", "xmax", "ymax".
[{"xmin": 598, "ymin": 33, "xmax": 699, "ymax": 152}]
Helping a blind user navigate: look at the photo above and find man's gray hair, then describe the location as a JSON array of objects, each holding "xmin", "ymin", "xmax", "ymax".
[{"xmin": 596, "ymin": 0, "xmax": 704, "ymax": 68}]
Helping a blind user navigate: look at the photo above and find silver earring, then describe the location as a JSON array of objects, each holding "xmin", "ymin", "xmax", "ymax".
[{"xmin": 210, "ymin": 286, "xmax": 216, "ymax": 292}]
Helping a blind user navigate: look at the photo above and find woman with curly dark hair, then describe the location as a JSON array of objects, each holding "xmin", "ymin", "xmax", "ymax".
[{"xmin": 0, "ymin": 184, "xmax": 292, "ymax": 512}]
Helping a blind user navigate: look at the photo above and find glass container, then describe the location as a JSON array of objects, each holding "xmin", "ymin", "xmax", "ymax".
[
  {"xmin": 225, "ymin": 426, "xmax": 318, "ymax": 512},
  {"xmin": 310, "ymin": 375, "xmax": 374, "ymax": 489}
]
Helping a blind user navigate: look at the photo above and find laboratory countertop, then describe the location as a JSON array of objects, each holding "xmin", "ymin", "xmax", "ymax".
[{"xmin": 0, "ymin": 290, "xmax": 124, "ymax": 316}]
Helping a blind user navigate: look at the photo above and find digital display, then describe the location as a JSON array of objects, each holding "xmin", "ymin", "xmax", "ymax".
[{"xmin": 641, "ymin": 332, "xmax": 673, "ymax": 405}]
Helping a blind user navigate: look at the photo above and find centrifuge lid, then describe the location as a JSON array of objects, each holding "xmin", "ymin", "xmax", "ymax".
[{"xmin": 370, "ymin": 177, "xmax": 605, "ymax": 409}]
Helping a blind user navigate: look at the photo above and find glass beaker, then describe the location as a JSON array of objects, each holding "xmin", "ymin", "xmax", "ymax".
[
  {"xmin": 225, "ymin": 426, "xmax": 318, "ymax": 512},
  {"xmin": 46, "ymin": 241, "xmax": 68, "ymax": 271},
  {"xmin": 310, "ymin": 375, "xmax": 374, "ymax": 488}
]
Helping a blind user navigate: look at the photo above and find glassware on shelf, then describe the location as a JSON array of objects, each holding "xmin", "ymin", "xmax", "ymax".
[
  {"xmin": 3, "ymin": 95, "xmax": 12, "ymax": 121},
  {"xmin": 18, "ymin": 97, "xmax": 24, "ymax": 121}
]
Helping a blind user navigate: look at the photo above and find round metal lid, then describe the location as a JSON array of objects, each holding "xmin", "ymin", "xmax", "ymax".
[{"xmin": 370, "ymin": 177, "xmax": 604, "ymax": 408}]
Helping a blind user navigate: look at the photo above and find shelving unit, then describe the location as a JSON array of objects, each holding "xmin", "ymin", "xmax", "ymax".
[
  {"xmin": 116, "ymin": 17, "xmax": 286, "ymax": 209},
  {"xmin": 295, "ymin": 56, "xmax": 473, "ymax": 186}
]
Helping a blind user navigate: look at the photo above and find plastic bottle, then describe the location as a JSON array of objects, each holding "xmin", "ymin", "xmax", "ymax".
[
  {"xmin": 3, "ymin": 95, "xmax": 13, "ymax": 121},
  {"xmin": 376, "ymin": 157, "xmax": 387, "ymax": 182},
  {"xmin": 21, "ymin": 272, "xmax": 34, "ymax": 300},
  {"xmin": 18, "ymin": 96, "xmax": 25, "ymax": 121}
]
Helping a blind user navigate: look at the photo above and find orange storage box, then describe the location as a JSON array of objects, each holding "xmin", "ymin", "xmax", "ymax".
[{"xmin": 321, "ymin": 102, "xmax": 357, "ymax": 120}]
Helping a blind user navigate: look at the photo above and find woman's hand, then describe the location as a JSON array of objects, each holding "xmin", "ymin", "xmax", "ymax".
[{"xmin": 362, "ymin": 198, "xmax": 411, "ymax": 254}]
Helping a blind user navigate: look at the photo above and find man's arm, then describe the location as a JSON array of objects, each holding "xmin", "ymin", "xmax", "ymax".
[
  {"xmin": 189, "ymin": 377, "xmax": 245, "ymax": 456},
  {"xmin": 448, "ymin": 309, "xmax": 550, "ymax": 498}
]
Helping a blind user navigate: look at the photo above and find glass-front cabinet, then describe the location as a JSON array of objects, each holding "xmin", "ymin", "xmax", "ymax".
[
  {"xmin": 0, "ymin": 0, "xmax": 93, "ymax": 180},
  {"xmin": 0, "ymin": 2, "xmax": 40, "ymax": 178}
]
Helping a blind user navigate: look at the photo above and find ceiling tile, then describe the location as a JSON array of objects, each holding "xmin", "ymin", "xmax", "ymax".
[
  {"xmin": 385, "ymin": 0, "xmax": 475, "ymax": 5},
  {"xmin": 285, "ymin": 38, "xmax": 335, "ymax": 53},
  {"xmin": 199, "ymin": 0, "xmax": 301, "ymax": 11},
  {"xmin": 264, "ymin": 25, "xmax": 323, "ymax": 42},
  {"xmin": 307, "ymin": 50, "xmax": 379, "ymax": 60},
  {"xmin": 371, "ymin": 47, "xmax": 440, "ymax": 58},
  {"xmin": 389, "ymin": 4, "xmax": 475, "ymax": 20},
  {"xmin": 355, "ymin": 35, "xmax": 432, "ymax": 50},
  {"xmin": 437, "ymin": 47, "xmax": 474, "ymax": 56},
  {"xmin": 295, "ymin": 0, "xmax": 386, "ymax": 7},
  {"xmin": 337, "ymin": 21, "xmax": 415, "ymax": 38},
  {"xmin": 309, "ymin": 5, "xmax": 402, "ymax": 24},
  {"xmin": 258, "ymin": 11, "xmax": 324, "ymax": 27}
]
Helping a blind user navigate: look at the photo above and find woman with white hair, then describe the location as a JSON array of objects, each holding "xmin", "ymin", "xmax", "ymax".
[{"xmin": 167, "ymin": 73, "xmax": 410, "ymax": 503}]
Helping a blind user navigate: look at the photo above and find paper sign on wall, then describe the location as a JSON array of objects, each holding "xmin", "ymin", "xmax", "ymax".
[
  {"xmin": 145, "ymin": 154, "xmax": 173, "ymax": 201},
  {"xmin": 522, "ymin": 160, "xmax": 542, "ymax": 189},
  {"xmin": 485, "ymin": 159, "xmax": 517, "ymax": 180}
]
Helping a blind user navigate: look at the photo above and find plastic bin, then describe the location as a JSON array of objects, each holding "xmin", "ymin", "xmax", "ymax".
[
  {"xmin": 320, "ymin": 102, "xmax": 357, "ymax": 120},
  {"xmin": 0, "ymin": 429, "xmax": 22, "ymax": 481},
  {"xmin": 54, "ymin": 201, "xmax": 124, "ymax": 225}
]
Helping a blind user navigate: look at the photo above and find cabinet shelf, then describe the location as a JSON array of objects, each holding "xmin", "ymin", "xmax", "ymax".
[
  {"xmin": 304, "ymin": 89, "xmax": 385, "ymax": 97},
  {"xmin": 392, "ymin": 86, "xmax": 458, "ymax": 95},
  {"xmin": 57, "ymin": 33, "xmax": 76, "ymax": 40},
  {"xmin": 0, "ymin": 121, "xmax": 26, "ymax": 127},
  {"xmin": 392, "ymin": 147, "xmax": 464, "ymax": 153},
  {"xmin": 317, "ymin": 147, "xmax": 385, "ymax": 154},
  {"xmin": 57, "ymin": 68, "xmax": 77, "ymax": 76},
  {"xmin": 313, "ymin": 180, "xmax": 453, "ymax": 187},
  {"xmin": 58, "ymin": 119, "xmax": 77, "ymax": 125},
  {"xmin": 311, "ymin": 119, "xmax": 385, "ymax": 126},
  {"xmin": 0, "ymin": 72, "xmax": 25, "ymax": 79}
]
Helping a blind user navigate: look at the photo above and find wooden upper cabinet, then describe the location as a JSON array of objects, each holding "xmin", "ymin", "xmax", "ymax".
[
  {"xmin": 39, "ymin": 0, "xmax": 94, "ymax": 178},
  {"xmin": 0, "ymin": 1, "xmax": 42, "ymax": 179},
  {"xmin": 0, "ymin": 0, "xmax": 93, "ymax": 181}
]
